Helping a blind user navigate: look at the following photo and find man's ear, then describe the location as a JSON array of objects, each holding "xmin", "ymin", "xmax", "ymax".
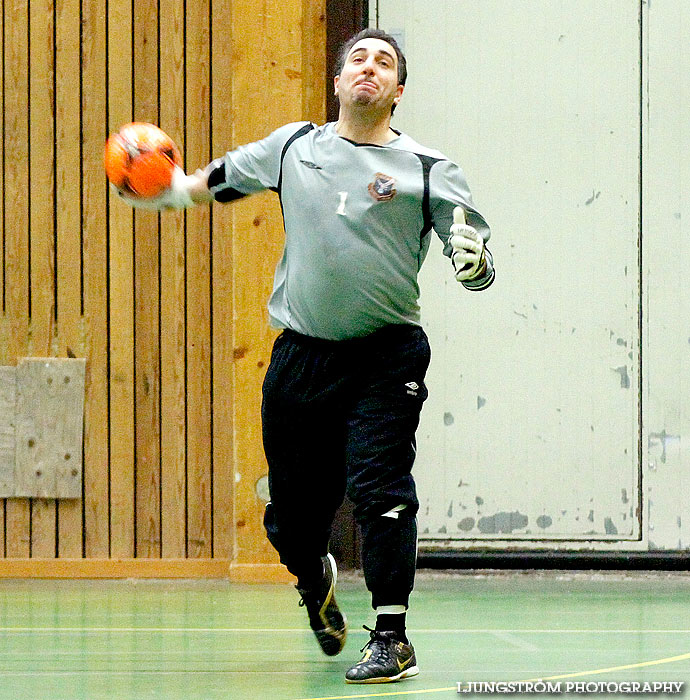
[
  {"xmin": 334, "ymin": 74, "xmax": 340, "ymax": 96},
  {"xmin": 393, "ymin": 83, "xmax": 404, "ymax": 106}
]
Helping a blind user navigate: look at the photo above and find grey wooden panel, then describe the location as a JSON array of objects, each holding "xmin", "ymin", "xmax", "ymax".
[{"xmin": 14, "ymin": 359, "xmax": 85, "ymax": 498}]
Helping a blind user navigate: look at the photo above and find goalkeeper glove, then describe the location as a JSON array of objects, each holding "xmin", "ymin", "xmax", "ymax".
[
  {"xmin": 450, "ymin": 206, "xmax": 486, "ymax": 281},
  {"xmin": 115, "ymin": 166, "xmax": 196, "ymax": 211}
]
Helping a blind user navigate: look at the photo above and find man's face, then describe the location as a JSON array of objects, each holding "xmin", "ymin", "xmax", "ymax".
[{"xmin": 334, "ymin": 38, "xmax": 404, "ymax": 115}]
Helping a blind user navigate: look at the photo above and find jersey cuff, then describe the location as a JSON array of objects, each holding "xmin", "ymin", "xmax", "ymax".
[
  {"xmin": 461, "ymin": 249, "xmax": 495, "ymax": 291},
  {"xmin": 462, "ymin": 266, "xmax": 495, "ymax": 291},
  {"xmin": 207, "ymin": 161, "xmax": 249, "ymax": 203}
]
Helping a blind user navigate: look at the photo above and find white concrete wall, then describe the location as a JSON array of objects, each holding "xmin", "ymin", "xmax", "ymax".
[{"xmin": 372, "ymin": 0, "xmax": 688, "ymax": 550}]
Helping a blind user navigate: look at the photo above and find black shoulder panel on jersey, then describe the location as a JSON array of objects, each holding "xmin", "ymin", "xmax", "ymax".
[
  {"xmin": 207, "ymin": 162, "xmax": 248, "ymax": 203},
  {"xmin": 274, "ymin": 122, "xmax": 315, "ymax": 196},
  {"xmin": 413, "ymin": 153, "xmax": 443, "ymax": 239}
]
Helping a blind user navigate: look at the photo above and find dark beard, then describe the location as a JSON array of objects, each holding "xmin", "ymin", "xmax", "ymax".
[{"xmin": 352, "ymin": 92, "xmax": 376, "ymax": 106}]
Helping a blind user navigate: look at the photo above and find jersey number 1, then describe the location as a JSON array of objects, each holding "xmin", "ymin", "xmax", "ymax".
[{"xmin": 336, "ymin": 191, "xmax": 348, "ymax": 216}]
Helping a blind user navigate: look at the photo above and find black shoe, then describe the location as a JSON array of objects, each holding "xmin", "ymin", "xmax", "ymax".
[
  {"xmin": 296, "ymin": 553, "xmax": 346, "ymax": 656},
  {"xmin": 345, "ymin": 627, "xmax": 419, "ymax": 683}
]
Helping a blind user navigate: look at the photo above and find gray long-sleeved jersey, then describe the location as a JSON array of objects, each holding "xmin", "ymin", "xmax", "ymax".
[{"xmin": 206, "ymin": 121, "xmax": 493, "ymax": 340}]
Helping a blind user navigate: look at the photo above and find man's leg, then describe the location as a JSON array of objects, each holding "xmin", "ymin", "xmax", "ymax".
[
  {"xmin": 343, "ymin": 325, "xmax": 431, "ymax": 683},
  {"xmin": 261, "ymin": 331, "xmax": 348, "ymax": 655}
]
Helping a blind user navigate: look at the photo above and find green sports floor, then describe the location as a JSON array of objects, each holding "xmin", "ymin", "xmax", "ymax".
[{"xmin": 1, "ymin": 570, "xmax": 689, "ymax": 700}]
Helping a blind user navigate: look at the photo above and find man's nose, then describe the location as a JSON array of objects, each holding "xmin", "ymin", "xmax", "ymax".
[{"xmin": 361, "ymin": 56, "xmax": 377, "ymax": 72}]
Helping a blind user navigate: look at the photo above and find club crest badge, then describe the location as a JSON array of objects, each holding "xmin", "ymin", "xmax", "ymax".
[{"xmin": 368, "ymin": 172, "xmax": 397, "ymax": 201}]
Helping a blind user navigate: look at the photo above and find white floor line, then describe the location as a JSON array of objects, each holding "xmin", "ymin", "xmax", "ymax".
[
  {"xmin": 489, "ymin": 630, "xmax": 542, "ymax": 651},
  {"xmin": 0, "ymin": 627, "xmax": 688, "ymax": 634}
]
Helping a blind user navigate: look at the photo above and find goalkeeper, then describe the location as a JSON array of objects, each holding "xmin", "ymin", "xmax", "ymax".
[{"xmin": 118, "ymin": 28, "xmax": 494, "ymax": 684}]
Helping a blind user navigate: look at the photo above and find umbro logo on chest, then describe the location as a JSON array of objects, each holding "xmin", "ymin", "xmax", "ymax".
[{"xmin": 299, "ymin": 159, "xmax": 322, "ymax": 170}]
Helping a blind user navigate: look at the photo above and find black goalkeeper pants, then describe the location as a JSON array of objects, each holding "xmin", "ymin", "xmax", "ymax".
[{"xmin": 261, "ymin": 324, "xmax": 430, "ymax": 609}]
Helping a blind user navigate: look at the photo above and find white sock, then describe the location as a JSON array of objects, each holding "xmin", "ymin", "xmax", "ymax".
[{"xmin": 375, "ymin": 605, "xmax": 407, "ymax": 615}]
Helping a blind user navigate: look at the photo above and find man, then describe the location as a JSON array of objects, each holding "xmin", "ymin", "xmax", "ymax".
[{"xmin": 119, "ymin": 28, "xmax": 494, "ymax": 684}]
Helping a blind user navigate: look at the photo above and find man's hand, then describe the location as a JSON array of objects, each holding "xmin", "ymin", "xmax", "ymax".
[
  {"xmin": 115, "ymin": 166, "xmax": 198, "ymax": 211},
  {"xmin": 450, "ymin": 206, "xmax": 486, "ymax": 281}
]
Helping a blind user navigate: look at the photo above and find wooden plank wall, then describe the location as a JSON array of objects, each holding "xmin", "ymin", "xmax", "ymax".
[{"xmin": 0, "ymin": 0, "xmax": 326, "ymax": 576}]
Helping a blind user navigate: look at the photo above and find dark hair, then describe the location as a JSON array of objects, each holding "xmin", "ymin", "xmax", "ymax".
[{"xmin": 335, "ymin": 29, "xmax": 408, "ymax": 110}]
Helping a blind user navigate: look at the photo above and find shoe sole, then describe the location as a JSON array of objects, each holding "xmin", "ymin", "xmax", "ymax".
[
  {"xmin": 316, "ymin": 553, "xmax": 347, "ymax": 655},
  {"xmin": 318, "ymin": 554, "xmax": 337, "ymax": 627},
  {"xmin": 345, "ymin": 665, "xmax": 419, "ymax": 684}
]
